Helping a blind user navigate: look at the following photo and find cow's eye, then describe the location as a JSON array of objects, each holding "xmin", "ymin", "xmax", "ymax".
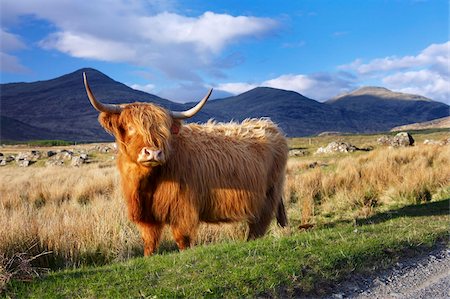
[{"xmin": 127, "ymin": 125, "xmax": 136, "ymax": 135}]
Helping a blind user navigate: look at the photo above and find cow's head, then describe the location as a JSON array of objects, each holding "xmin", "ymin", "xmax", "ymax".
[{"xmin": 83, "ymin": 72, "xmax": 212, "ymax": 167}]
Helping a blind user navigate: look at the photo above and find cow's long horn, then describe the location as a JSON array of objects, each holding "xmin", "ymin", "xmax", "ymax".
[
  {"xmin": 170, "ymin": 88, "xmax": 213, "ymax": 119},
  {"xmin": 83, "ymin": 72, "xmax": 123, "ymax": 114}
]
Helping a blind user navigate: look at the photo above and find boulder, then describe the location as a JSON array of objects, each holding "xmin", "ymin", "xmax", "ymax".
[
  {"xmin": 424, "ymin": 138, "xmax": 449, "ymax": 146},
  {"xmin": 316, "ymin": 142, "xmax": 358, "ymax": 154},
  {"xmin": 289, "ymin": 149, "xmax": 310, "ymax": 157},
  {"xmin": 391, "ymin": 132, "xmax": 414, "ymax": 147},
  {"xmin": 0, "ymin": 155, "xmax": 15, "ymax": 165},
  {"xmin": 47, "ymin": 150, "xmax": 57, "ymax": 158},
  {"xmin": 56, "ymin": 150, "xmax": 73, "ymax": 160},
  {"xmin": 18, "ymin": 160, "xmax": 31, "ymax": 167},
  {"xmin": 15, "ymin": 151, "xmax": 41, "ymax": 166},
  {"xmin": 71, "ymin": 156, "xmax": 85, "ymax": 167},
  {"xmin": 45, "ymin": 150, "xmax": 73, "ymax": 166},
  {"xmin": 377, "ymin": 135, "xmax": 392, "ymax": 146},
  {"xmin": 377, "ymin": 132, "xmax": 414, "ymax": 147}
]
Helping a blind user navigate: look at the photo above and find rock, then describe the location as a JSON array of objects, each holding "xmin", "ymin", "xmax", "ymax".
[
  {"xmin": 15, "ymin": 152, "xmax": 30, "ymax": 162},
  {"xmin": 377, "ymin": 132, "xmax": 414, "ymax": 147},
  {"xmin": 56, "ymin": 150, "xmax": 73, "ymax": 160},
  {"xmin": 71, "ymin": 156, "xmax": 85, "ymax": 167},
  {"xmin": 47, "ymin": 150, "xmax": 57, "ymax": 157},
  {"xmin": 15, "ymin": 151, "xmax": 41, "ymax": 166},
  {"xmin": 391, "ymin": 132, "xmax": 414, "ymax": 147},
  {"xmin": 97, "ymin": 145, "xmax": 112, "ymax": 153},
  {"xmin": 16, "ymin": 151, "xmax": 41, "ymax": 161},
  {"xmin": 30, "ymin": 150, "xmax": 41, "ymax": 159},
  {"xmin": 377, "ymin": 135, "xmax": 392, "ymax": 146},
  {"xmin": 316, "ymin": 142, "xmax": 358, "ymax": 154},
  {"xmin": 424, "ymin": 139, "xmax": 449, "ymax": 146},
  {"xmin": 289, "ymin": 149, "xmax": 310, "ymax": 157},
  {"xmin": 18, "ymin": 160, "xmax": 31, "ymax": 167},
  {"xmin": 94, "ymin": 143, "xmax": 117, "ymax": 154},
  {"xmin": 1, "ymin": 155, "xmax": 15, "ymax": 164},
  {"xmin": 45, "ymin": 150, "xmax": 73, "ymax": 166}
]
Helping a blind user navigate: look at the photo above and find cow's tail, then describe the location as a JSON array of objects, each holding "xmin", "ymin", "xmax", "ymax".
[{"xmin": 276, "ymin": 199, "xmax": 288, "ymax": 227}]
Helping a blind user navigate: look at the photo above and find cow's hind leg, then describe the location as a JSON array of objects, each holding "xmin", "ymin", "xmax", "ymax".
[{"xmin": 137, "ymin": 222, "xmax": 164, "ymax": 256}]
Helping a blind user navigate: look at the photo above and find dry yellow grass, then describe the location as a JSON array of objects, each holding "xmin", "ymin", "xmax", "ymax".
[
  {"xmin": 285, "ymin": 144, "xmax": 450, "ymax": 224},
  {"xmin": 1, "ymin": 143, "xmax": 449, "ymax": 269}
]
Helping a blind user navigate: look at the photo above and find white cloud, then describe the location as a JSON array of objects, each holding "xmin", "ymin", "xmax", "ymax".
[
  {"xmin": 0, "ymin": 28, "xmax": 29, "ymax": 73},
  {"xmin": 130, "ymin": 83, "xmax": 156, "ymax": 93},
  {"xmin": 40, "ymin": 32, "xmax": 139, "ymax": 62},
  {"xmin": 0, "ymin": 52, "xmax": 29, "ymax": 73},
  {"xmin": 215, "ymin": 82, "xmax": 258, "ymax": 95},
  {"xmin": 216, "ymin": 72, "xmax": 356, "ymax": 101},
  {"xmin": 383, "ymin": 69, "xmax": 449, "ymax": 102},
  {"xmin": 1, "ymin": 28, "xmax": 26, "ymax": 52},
  {"xmin": 3, "ymin": 0, "xmax": 277, "ymax": 81},
  {"xmin": 341, "ymin": 41, "xmax": 449, "ymax": 75}
]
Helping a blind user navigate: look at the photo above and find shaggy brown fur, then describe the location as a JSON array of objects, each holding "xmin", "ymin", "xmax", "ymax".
[{"xmin": 98, "ymin": 103, "xmax": 288, "ymax": 255}]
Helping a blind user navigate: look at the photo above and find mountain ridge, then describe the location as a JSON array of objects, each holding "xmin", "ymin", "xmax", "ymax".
[
  {"xmin": 1, "ymin": 68, "xmax": 448, "ymax": 141},
  {"xmin": 329, "ymin": 86, "xmax": 433, "ymax": 103}
]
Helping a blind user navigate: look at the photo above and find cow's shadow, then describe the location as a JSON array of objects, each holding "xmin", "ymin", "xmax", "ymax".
[
  {"xmin": 156, "ymin": 240, "xmax": 180, "ymax": 255},
  {"xmin": 321, "ymin": 198, "xmax": 449, "ymax": 229},
  {"xmin": 355, "ymin": 198, "xmax": 449, "ymax": 226}
]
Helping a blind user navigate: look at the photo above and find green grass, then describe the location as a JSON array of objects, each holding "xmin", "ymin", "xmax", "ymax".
[{"xmin": 5, "ymin": 199, "xmax": 449, "ymax": 298}]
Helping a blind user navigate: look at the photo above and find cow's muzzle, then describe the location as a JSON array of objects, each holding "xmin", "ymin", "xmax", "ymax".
[{"xmin": 137, "ymin": 148, "xmax": 165, "ymax": 166}]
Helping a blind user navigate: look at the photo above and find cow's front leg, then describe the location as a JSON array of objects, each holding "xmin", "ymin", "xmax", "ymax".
[
  {"xmin": 171, "ymin": 226, "xmax": 196, "ymax": 251},
  {"xmin": 137, "ymin": 222, "xmax": 164, "ymax": 256}
]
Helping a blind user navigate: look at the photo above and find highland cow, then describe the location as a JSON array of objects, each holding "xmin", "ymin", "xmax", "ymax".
[{"xmin": 83, "ymin": 72, "xmax": 288, "ymax": 256}]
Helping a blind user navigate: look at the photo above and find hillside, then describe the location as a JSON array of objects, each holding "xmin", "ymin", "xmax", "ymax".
[
  {"xmin": 1, "ymin": 69, "xmax": 448, "ymax": 141},
  {"xmin": 0, "ymin": 68, "xmax": 182, "ymax": 141},
  {"xmin": 390, "ymin": 116, "xmax": 450, "ymax": 131},
  {"xmin": 327, "ymin": 87, "xmax": 449, "ymax": 132},
  {"xmin": 201, "ymin": 87, "xmax": 356, "ymax": 136}
]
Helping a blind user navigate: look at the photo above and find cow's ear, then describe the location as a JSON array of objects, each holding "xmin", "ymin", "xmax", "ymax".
[
  {"xmin": 98, "ymin": 113, "xmax": 122, "ymax": 136},
  {"xmin": 171, "ymin": 119, "xmax": 182, "ymax": 135}
]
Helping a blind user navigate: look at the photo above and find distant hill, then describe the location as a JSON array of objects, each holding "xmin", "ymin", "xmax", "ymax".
[
  {"xmin": 390, "ymin": 116, "xmax": 450, "ymax": 132},
  {"xmin": 201, "ymin": 87, "xmax": 356, "ymax": 136},
  {"xmin": 327, "ymin": 87, "xmax": 448, "ymax": 132},
  {"xmin": 1, "ymin": 68, "xmax": 448, "ymax": 141}
]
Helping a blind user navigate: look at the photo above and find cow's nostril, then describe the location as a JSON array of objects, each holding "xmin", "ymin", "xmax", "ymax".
[{"xmin": 155, "ymin": 150, "xmax": 162, "ymax": 160}]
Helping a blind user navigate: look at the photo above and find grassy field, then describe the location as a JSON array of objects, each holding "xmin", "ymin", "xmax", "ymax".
[
  {"xmin": 5, "ymin": 199, "xmax": 449, "ymax": 298},
  {"xmin": 1, "ymin": 130, "xmax": 449, "ymax": 296}
]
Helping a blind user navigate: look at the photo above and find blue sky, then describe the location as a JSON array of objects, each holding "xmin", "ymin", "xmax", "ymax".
[{"xmin": 1, "ymin": 0, "xmax": 449, "ymax": 103}]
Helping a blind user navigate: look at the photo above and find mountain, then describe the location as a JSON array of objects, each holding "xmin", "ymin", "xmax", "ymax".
[
  {"xmin": 198, "ymin": 87, "xmax": 355, "ymax": 136},
  {"xmin": 1, "ymin": 68, "xmax": 184, "ymax": 141},
  {"xmin": 1, "ymin": 69, "xmax": 449, "ymax": 141},
  {"xmin": 390, "ymin": 116, "xmax": 450, "ymax": 132},
  {"xmin": 327, "ymin": 87, "xmax": 449, "ymax": 132}
]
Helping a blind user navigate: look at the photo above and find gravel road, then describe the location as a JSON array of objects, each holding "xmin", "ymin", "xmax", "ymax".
[{"xmin": 326, "ymin": 245, "xmax": 450, "ymax": 299}]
